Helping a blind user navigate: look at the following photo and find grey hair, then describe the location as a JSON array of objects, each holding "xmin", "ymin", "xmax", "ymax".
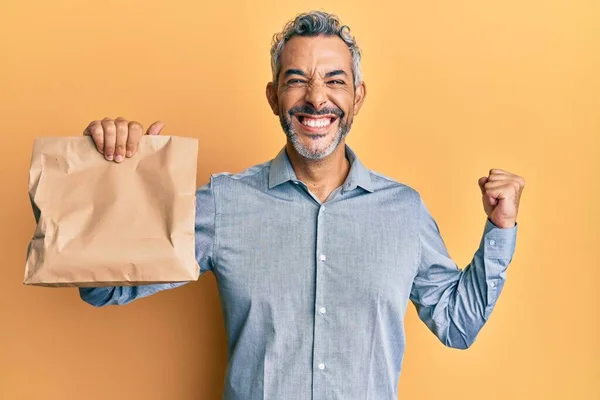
[{"xmin": 270, "ymin": 11, "xmax": 363, "ymax": 87}]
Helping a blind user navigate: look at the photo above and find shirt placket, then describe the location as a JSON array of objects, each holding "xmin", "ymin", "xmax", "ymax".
[{"xmin": 312, "ymin": 203, "xmax": 328, "ymax": 399}]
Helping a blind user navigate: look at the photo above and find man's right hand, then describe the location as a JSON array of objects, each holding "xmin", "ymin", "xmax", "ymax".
[{"xmin": 83, "ymin": 117, "xmax": 165, "ymax": 162}]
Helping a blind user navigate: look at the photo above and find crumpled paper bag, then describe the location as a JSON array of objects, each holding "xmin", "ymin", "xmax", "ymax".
[{"xmin": 24, "ymin": 135, "xmax": 199, "ymax": 287}]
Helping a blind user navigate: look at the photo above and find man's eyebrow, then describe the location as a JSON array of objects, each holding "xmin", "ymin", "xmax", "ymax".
[
  {"xmin": 283, "ymin": 69, "xmax": 307, "ymax": 77},
  {"xmin": 282, "ymin": 69, "xmax": 348, "ymax": 79},
  {"xmin": 324, "ymin": 70, "xmax": 347, "ymax": 78}
]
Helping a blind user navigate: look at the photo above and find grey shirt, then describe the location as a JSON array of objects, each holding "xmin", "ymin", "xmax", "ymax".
[{"xmin": 80, "ymin": 145, "xmax": 518, "ymax": 400}]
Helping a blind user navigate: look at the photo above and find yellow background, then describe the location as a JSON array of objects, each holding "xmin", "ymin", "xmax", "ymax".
[{"xmin": 1, "ymin": 0, "xmax": 598, "ymax": 399}]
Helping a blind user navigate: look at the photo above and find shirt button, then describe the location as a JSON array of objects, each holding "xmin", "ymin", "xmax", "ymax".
[
  {"xmin": 490, "ymin": 281, "xmax": 496, "ymax": 288},
  {"xmin": 319, "ymin": 254, "xmax": 326, "ymax": 262},
  {"xmin": 319, "ymin": 307, "xmax": 327, "ymax": 314},
  {"xmin": 293, "ymin": 181, "xmax": 299, "ymax": 185},
  {"xmin": 318, "ymin": 363, "xmax": 325, "ymax": 370},
  {"xmin": 489, "ymin": 239, "xmax": 496, "ymax": 246}
]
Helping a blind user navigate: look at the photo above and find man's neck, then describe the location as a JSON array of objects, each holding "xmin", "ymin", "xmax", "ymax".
[{"xmin": 286, "ymin": 141, "xmax": 350, "ymax": 203}]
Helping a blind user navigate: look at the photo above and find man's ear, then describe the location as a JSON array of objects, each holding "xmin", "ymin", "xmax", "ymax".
[
  {"xmin": 266, "ymin": 82, "xmax": 279, "ymax": 116},
  {"xmin": 352, "ymin": 81, "xmax": 367, "ymax": 116}
]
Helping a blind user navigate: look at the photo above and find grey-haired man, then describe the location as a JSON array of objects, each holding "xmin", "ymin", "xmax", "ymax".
[{"xmin": 81, "ymin": 11, "xmax": 524, "ymax": 400}]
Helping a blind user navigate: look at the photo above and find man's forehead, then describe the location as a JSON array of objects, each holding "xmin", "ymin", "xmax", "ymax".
[{"xmin": 279, "ymin": 35, "xmax": 352, "ymax": 73}]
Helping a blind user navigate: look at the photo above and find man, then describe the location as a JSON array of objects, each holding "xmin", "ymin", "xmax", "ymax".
[{"xmin": 80, "ymin": 11, "xmax": 525, "ymax": 400}]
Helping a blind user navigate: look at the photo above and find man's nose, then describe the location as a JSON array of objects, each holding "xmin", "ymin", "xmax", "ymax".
[{"xmin": 304, "ymin": 82, "xmax": 328, "ymax": 111}]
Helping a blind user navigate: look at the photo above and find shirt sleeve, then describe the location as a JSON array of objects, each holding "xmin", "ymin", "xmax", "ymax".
[
  {"xmin": 409, "ymin": 195, "xmax": 518, "ymax": 349},
  {"xmin": 79, "ymin": 180, "xmax": 217, "ymax": 307}
]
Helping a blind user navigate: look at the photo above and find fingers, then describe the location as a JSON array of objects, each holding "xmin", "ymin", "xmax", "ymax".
[
  {"xmin": 478, "ymin": 177, "xmax": 488, "ymax": 194},
  {"xmin": 486, "ymin": 169, "xmax": 525, "ymax": 186},
  {"xmin": 484, "ymin": 184, "xmax": 509, "ymax": 200},
  {"xmin": 146, "ymin": 120, "xmax": 165, "ymax": 135},
  {"xmin": 484, "ymin": 169, "xmax": 526, "ymax": 190},
  {"xmin": 114, "ymin": 117, "xmax": 128, "ymax": 162},
  {"xmin": 480, "ymin": 168, "xmax": 526, "ymax": 203},
  {"xmin": 488, "ymin": 168, "xmax": 511, "ymax": 175},
  {"xmin": 481, "ymin": 180, "xmax": 509, "ymax": 207},
  {"xmin": 484, "ymin": 179, "xmax": 513, "ymax": 189},
  {"xmin": 486, "ymin": 170, "xmax": 512, "ymax": 183},
  {"xmin": 82, "ymin": 117, "xmax": 162, "ymax": 162},
  {"xmin": 101, "ymin": 117, "xmax": 117, "ymax": 161},
  {"xmin": 484, "ymin": 179, "xmax": 522, "ymax": 195},
  {"xmin": 83, "ymin": 120, "xmax": 105, "ymax": 153},
  {"xmin": 481, "ymin": 175, "xmax": 525, "ymax": 205},
  {"xmin": 126, "ymin": 121, "xmax": 144, "ymax": 157}
]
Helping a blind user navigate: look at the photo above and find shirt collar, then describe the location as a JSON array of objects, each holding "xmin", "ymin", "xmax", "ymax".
[{"xmin": 268, "ymin": 144, "xmax": 373, "ymax": 193}]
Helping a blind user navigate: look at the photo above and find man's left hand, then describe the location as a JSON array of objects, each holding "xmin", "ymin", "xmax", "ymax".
[{"xmin": 478, "ymin": 169, "xmax": 525, "ymax": 228}]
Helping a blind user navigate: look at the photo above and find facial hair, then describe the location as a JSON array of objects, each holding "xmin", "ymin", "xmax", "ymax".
[{"xmin": 279, "ymin": 104, "xmax": 351, "ymax": 160}]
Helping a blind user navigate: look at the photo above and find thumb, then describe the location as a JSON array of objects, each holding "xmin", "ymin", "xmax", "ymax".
[
  {"xmin": 146, "ymin": 120, "xmax": 165, "ymax": 135},
  {"xmin": 478, "ymin": 176, "xmax": 488, "ymax": 195}
]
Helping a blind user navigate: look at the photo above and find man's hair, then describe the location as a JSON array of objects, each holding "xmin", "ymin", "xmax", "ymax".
[{"xmin": 270, "ymin": 11, "xmax": 363, "ymax": 87}]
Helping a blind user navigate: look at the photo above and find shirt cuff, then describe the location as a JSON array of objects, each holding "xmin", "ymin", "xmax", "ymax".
[
  {"xmin": 79, "ymin": 287, "xmax": 114, "ymax": 307},
  {"xmin": 481, "ymin": 218, "xmax": 518, "ymax": 260}
]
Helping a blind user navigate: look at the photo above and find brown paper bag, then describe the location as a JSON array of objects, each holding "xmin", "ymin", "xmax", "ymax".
[{"xmin": 24, "ymin": 135, "xmax": 200, "ymax": 287}]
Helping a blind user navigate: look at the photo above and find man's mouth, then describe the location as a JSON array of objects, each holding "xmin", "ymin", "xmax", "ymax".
[{"xmin": 294, "ymin": 114, "xmax": 338, "ymax": 131}]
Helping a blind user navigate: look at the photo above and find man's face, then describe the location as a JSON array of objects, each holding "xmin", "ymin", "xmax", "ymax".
[{"xmin": 267, "ymin": 35, "xmax": 366, "ymax": 160}]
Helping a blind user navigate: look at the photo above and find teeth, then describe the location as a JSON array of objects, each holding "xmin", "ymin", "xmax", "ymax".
[{"xmin": 301, "ymin": 117, "xmax": 332, "ymax": 128}]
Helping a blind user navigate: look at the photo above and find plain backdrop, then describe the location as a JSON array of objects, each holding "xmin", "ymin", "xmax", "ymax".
[{"xmin": 0, "ymin": 0, "xmax": 598, "ymax": 399}]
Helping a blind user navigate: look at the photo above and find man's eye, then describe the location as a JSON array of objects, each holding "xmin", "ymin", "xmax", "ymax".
[
  {"xmin": 287, "ymin": 79, "xmax": 307, "ymax": 85},
  {"xmin": 328, "ymin": 80, "xmax": 345, "ymax": 85}
]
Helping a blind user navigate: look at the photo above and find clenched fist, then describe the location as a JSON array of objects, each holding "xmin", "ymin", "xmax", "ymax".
[
  {"xmin": 478, "ymin": 169, "xmax": 525, "ymax": 229},
  {"xmin": 83, "ymin": 117, "xmax": 165, "ymax": 162}
]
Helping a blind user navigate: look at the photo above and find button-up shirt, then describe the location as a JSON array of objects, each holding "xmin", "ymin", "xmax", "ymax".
[{"xmin": 80, "ymin": 145, "xmax": 518, "ymax": 400}]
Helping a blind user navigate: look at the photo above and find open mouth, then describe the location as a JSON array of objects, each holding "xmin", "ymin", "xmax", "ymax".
[{"xmin": 293, "ymin": 114, "xmax": 339, "ymax": 132}]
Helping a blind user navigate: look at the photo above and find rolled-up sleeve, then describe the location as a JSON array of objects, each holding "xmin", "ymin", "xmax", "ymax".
[
  {"xmin": 409, "ymin": 196, "xmax": 518, "ymax": 349},
  {"xmin": 79, "ymin": 179, "xmax": 217, "ymax": 307}
]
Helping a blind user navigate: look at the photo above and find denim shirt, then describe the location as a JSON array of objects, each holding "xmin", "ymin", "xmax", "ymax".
[{"xmin": 80, "ymin": 145, "xmax": 518, "ymax": 400}]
